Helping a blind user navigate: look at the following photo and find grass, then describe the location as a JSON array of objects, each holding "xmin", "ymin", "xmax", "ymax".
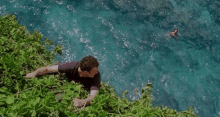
[{"xmin": 0, "ymin": 14, "xmax": 198, "ymax": 117}]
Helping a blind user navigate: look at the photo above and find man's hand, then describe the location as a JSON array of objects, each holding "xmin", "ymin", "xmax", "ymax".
[
  {"xmin": 24, "ymin": 72, "xmax": 37, "ymax": 78},
  {"xmin": 73, "ymin": 88, "xmax": 98, "ymax": 112},
  {"xmin": 73, "ymin": 98, "xmax": 86, "ymax": 108}
]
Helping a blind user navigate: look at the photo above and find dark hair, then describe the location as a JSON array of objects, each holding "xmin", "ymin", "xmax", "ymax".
[
  {"xmin": 174, "ymin": 29, "xmax": 178, "ymax": 33},
  {"xmin": 79, "ymin": 55, "xmax": 99, "ymax": 73}
]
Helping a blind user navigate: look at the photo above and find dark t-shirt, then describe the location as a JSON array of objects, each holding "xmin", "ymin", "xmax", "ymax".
[{"xmin": 58, "ymin": 60, "xmax": 101, "ymax": 92}]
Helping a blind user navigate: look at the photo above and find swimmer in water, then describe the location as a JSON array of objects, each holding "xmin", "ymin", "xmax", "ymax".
[
  {"xmin": 165, "ymin": 29, "xmax": 179, "ymax": 41},
  {"xmin": 169, "ymin": 29, "xmax": 178, "ymax": 36}
]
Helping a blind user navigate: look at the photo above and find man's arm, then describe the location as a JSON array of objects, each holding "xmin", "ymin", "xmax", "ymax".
[
  {"xmin": 35, "ymin": 65, "xmax": 59, "ymax": 75},
  {"xmin": 82, "ymin": 86, "xmax": 99, "ymax": 106},
  {"xmin": 25, "ymin": 64, "xmax": 59, "ymax": 78}
]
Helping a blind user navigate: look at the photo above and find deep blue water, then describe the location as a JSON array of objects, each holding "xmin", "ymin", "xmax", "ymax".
[{"xmin": 1, "ymin": 0, "xmax": 220, "ymax": 116}]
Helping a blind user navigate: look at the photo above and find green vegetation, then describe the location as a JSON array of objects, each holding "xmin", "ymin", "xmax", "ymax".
[{"xmin": 0, "ymin": 14, "xmax": 198, "ymax": 117}]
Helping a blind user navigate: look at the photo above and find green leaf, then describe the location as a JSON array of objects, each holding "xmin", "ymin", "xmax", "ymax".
[
  {"xmin": 31, "ymin": 110, "xmax": 36, "ymax": 117},
  {"xmin": 146, "ymin": 83, "xmax": 153, "ymax": 88},
  {"xmin": 20, "ymin": 71, "xmax": 24, "ymax": 75},
  {"xmin": 33, "ymin": 97, "xmax": 40, "ymax": 107},
  {"xmin": 75, "ymin": 85, "xmax": 82, "ymax": 90},
  {"xmin": 6, "ymin": 95, "xmax": 14, "ymax": 104},
  {"xmin": 44, "ymin": 38, "xmax": 53, "ymax": 45},
  {"xmin": 55, "ymin": 93, "xmax": 63, "ymax": 102},
  {"xmin": 0, "ymin": 101, "xmax": 6, "ymax": 106},
  {"xmin": 0, "ymin": 39, "xmax": 4, "ymax": 45},
  {"xmin": 21, "ymin": 93, "xmax": 27, "ymax": 99},
  {"xmin": 0, "ymin": 107, "xmax": 6, "ymax": 114},
  {"xmin": 8, "ymin": 112, "xmax": 18, "ymax": 117},
  {"xmin": 0, "ymin": 87, "xmax": 8, "ymax": 93},
  {"xmin": 10, "ymin": 28, "xmax": 15, "ymax": 34},
  {"xmin": 121, "ymin": 103, "xmax": 129, "ymax": 108},
  {"xmin": 27, "ymin": 48, "xmax": 33, "ymax": 52},
  {"xmin": 46, "ymin": 106, "xmax": 54, "ymax": 110},
  {"xmin": 14, "ymin": 83, "xmax": 19, "ymax": 91},
  {"xmin": 11, "ymin": 104, "xmax": 18, "ymax": 110},
  {"xmin": 0, "ymin": 94, "xmax": 7, "ymax": 100}
]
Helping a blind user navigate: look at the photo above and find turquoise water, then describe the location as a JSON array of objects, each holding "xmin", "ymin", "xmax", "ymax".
[{"xmin": 1, "ymin": 0, "xmax": 220, "ymax": 116}]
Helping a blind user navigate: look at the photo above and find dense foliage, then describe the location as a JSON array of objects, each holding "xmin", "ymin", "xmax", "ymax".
[{"xmin": 0, "ymin": 14, "xmax": 198, "ymax": 117}]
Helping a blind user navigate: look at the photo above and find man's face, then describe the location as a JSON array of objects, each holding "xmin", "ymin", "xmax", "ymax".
[
  {"xmin": 174, "ymin": 29, "xmax": 178, "ymax": 33},
  {"xmin": 80, "ymin": 67, "xmax": 98, "ymax": 78}
]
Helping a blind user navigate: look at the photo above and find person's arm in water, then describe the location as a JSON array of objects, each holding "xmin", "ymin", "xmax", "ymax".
[
  {"xmin": 165, "ymin": 32, "xmax": 171, "ymax": 37},
  {"xmin": 173, "ymin": 34, "xmax": 179, "ymax": 41}
]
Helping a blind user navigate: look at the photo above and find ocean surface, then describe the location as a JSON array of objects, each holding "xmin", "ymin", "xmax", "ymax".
[{"xmin": 1, "ymin": 0, "xmax": 220, "ymax": 116}]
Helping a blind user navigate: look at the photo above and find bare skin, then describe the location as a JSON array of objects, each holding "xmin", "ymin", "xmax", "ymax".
[
  {"xmin": 165, "ymin": 29, "xmax": 178, "ymax": 37},
  {"xmin": 165, "ymin": 29, "xmax": 179, "ymax": 41},
  {"xmin": 172, "ymin": 29, "xmax": 178, "ymax": 36}
]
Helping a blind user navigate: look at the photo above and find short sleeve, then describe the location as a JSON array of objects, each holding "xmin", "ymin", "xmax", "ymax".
[
  {"xmin": 91, "ymin": 71, "xmax": 101, "ymax": 90},
  {"xmin": 58, "ymin": 61, "xmax": 78, "ymax": 73}
]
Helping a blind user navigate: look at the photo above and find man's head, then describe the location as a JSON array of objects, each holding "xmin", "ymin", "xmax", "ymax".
[
  {"xmin": 174, "ymin": 29, "xmax": 178, "ymax": 33},
  {"xmin": 78, "ymin": 55, "xmax": 99, "ymax": 78}
]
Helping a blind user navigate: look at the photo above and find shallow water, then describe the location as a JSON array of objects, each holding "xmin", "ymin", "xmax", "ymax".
[{"xmin": 1, "ymin": 0, "xmax": 220, "ymax": 116}]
